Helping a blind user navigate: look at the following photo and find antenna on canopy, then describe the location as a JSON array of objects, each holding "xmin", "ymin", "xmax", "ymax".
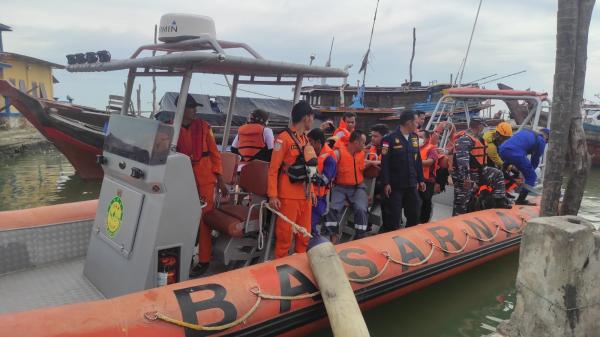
[
  {"xmin": 455, "ymin": 0, "xmax": 484, "ymax": 86},
  {"xmin": 358, "ymin": 0, "xmax": 380, "ymax": 87},
  {"xmin": 321, "ymin": 36, "xmax": 335, "ymax": 85}
]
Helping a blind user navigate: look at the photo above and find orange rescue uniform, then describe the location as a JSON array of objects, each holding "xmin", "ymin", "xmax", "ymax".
[
  {"xmin": 177, "ymin": 119, "xmax": 223, "ymax": 263},
  {"xmin": 268, "ymin": 127, "xmax": 311, "ymax": 258}
]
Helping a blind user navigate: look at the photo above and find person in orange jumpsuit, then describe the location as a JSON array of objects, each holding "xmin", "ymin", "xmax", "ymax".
[
  {"xmin": 175, "ymin": 94, "xmax": 228, "ymax": 277},
  {"xmin": 268, "ymin": 100, "xmax": 314, "ymax": 258}
]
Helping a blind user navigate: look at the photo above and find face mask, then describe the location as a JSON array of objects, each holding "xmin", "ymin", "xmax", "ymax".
[{"xmin": 418, "ymin": 138, "xmax": 425, "ymax": 147}]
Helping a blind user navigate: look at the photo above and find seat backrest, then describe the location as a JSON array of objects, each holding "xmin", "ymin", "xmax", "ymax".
[
  {"xmin": 239, "ymin": 160, "xmax": 269, "ymax": 197},
  {"xmin": 221, "ymin": 152, "xmax": 240, "ymax": 185}
]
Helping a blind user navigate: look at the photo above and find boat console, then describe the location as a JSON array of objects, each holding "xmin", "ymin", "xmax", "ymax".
[{"xmin": 84, "ymin": 115, "xmax": 201, "ymax": 297}]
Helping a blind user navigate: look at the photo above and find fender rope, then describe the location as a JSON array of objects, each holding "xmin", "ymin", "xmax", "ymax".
[
  {"xmin": 262, "ymin": 202, "xmax": 313, "ymax": 239},
  {"xmin": 145, "ymin": 287, "xmax": 320, "ymax": 331},
  {"xmin": 146, "ymin": 216, "xmax": 527, "ymax": 329}
]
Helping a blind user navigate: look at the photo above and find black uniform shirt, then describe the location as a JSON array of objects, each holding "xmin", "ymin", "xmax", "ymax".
[{"xmin": 380, "ymin": 130, "xmax": 424, "ymax": 188}]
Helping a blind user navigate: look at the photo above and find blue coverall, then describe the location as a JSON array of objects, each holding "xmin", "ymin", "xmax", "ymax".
[
  {"xmin": 312, "ymin": 155, "xmax": 337, "ymax": 235},
  {"xmin": 499, "ymin": 129, "xmax": 547, "ymax": 187}
]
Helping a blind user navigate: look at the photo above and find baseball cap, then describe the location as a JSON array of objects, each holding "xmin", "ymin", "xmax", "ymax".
[{"xmin": 174, "ymin": 94, "xmax": 204, "ymax": 108}]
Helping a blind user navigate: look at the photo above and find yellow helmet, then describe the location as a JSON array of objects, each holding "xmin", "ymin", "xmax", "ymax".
[{"xmin": 496, "ymin": 122, "xmax": 513, "ymax": 137}]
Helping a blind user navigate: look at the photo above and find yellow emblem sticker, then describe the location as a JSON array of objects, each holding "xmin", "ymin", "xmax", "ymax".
[{"xmin": 106, "ymin": 196, "xmax": 124, "ymax": 237}]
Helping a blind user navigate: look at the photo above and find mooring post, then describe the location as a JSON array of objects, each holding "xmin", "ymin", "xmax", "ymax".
[
  {"xmin": 490, "ymin": 216, "xmax": 600, "ymax": 337},
  {"xmin": 307, "ymin": 236, "xmax": 370, "ymax": 337}
]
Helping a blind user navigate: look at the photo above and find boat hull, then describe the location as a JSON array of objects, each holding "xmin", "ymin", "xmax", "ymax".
[
  {"xmin": 0, "ymin": 201, "xmax": 538, "ymax": 337},
  {"xmin": 0, "ymin": 80, "xmax": 107, "ymax": 179},
  {"xmin": 584, "ymin": 123, "xmax": 600, "ymax": 167}
]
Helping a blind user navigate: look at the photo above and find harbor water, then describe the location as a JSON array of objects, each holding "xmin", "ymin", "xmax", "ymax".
[{"xmin": 0, "ymin": 146, "xmax": 598, "ymax": 336}]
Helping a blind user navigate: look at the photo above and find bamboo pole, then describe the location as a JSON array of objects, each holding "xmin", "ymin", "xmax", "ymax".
[{"xmin": 307, "ymin": 237, "xmax": 370, "ymax": 337}]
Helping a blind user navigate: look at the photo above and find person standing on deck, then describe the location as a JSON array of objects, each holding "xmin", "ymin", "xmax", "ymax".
[
  {"xmin": 268, "ymin": 101, "xmax": 314, "ymax": 258},
  {"xmin": 307, "ymin": 128, "xmax": 337, "ymax": 236},
  {"xmin": 380, "ymin": 110, "xmax": 426, "ymax": 230},
  {"xmin": 231, "ymin": 109, "xmax": 274, "ymax": 167},
  {"xmin": 499, "ymin": 128, "xmax": 550, "ymax": 206},
  {"xmin": 418, "ymin": 130, "xmax": 440, "ymax": 223},
  {"xmin": 452, "ymin": 118, "xmax": 511, "ymax": 215},
  {"xmin": 175, "ymin": 94, "xmax": 229, "ymax": 277},
  {"xmin": 366, "ymin": 124, "xmax": 393, "ymax": 229},
  {"xmin": 325, "ymin": 130, "xmax": 369, "ymax": 241},
  {"xmin": 333, "ymin": 112, "xmax": 357, "ymax": 148}
]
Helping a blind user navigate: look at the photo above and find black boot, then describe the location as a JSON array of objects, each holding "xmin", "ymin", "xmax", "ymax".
[
  {"xmin": 515, "ymin": 190, "xmax": 536, "ymax": 206},
  {"xmin": 190, "ymin": 262, "xmax": 210, "ymax": 278},
  {"xmin": 494, "ymin": 198, "xmax": 513, "ymax": 209}
]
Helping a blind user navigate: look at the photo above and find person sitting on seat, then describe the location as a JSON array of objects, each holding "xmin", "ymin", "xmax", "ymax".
[
  {"xmin": 499, "ymin": 128, "xmax": 550, "ymax": 206},
  {"xmin": 174, "ymin": 94, "xmax": 229, "ymax": 277},
  {"xmin": 452, "ymin": 118, "xmax": 511, "ymax": 215},
  {"xmin": 325, "ymin": 130, "xmax": 369, "ymax": 241},
  {"xmin": 307, "ymin": 128, "xmax": 337, "ymax": 236},
  {"xmin": 231, "ymin": 109, "xmax": 274, "ymax": 166},
  {"xmin": 332, "ymin": 112, "xmax": 357, "ymax": 148}
]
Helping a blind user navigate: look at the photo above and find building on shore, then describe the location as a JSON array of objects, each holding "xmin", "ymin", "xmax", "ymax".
[{"xmin": 0, "ymin": 23, "xmax": 64, "ymax": 116}]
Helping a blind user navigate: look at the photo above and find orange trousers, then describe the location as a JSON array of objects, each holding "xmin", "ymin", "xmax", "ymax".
[
  {"xmin": 275, "ymin": 198, "xmax": 311, "ymax": 258},
  {"xmin": 198, "ymin": 183, "xmax": 215, "ymax": 263}
]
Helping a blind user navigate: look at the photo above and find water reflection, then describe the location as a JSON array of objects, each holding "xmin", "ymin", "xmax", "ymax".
[{"xmin": 0, "ymin": 147, "xmax": 100, "ymax": 211}]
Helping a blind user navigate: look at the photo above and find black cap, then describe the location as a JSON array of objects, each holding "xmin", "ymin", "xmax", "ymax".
[
  {"xmin": 174, "ymin": 94, "xmax": 204, "ymax": 108},
  {"xmin": 470, "ymin": 116, "xmax": 487, "ymax": 126}
]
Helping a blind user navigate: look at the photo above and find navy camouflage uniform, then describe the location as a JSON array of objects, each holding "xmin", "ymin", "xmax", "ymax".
[
  {"xmin": 380, "ymin": 130, "xmax": 424, "ymax": 229},
  {"xmin": 452, "ymin": 130, "xmax": 506, "ymax": 215}
]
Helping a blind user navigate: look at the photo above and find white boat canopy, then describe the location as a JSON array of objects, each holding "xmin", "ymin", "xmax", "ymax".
[{"xmin": 66, "ymin": 35, "xmax": 349, "ymax": 149}]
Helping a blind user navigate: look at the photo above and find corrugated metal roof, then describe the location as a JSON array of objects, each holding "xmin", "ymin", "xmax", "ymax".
[{"xmin": 0, "ymin": 52, "xmax": 64, "ymax": 69}]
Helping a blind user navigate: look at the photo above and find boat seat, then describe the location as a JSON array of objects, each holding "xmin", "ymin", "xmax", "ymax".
[
  {"xmin": 204, "ymin": 160, "xmax": 270, "ymax": 266},
  {"xmin": 204, "ymin": 204, "xmax": 260, "ymax": 237},
  {"xmin": 215, "ymin": 152, "xmax": 240, "ymax": 207}
]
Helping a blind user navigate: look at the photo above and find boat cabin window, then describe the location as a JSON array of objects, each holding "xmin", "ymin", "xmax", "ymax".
[{"xmin": 104, "ymin": 115, "xmax": 173, "ymax": 165}]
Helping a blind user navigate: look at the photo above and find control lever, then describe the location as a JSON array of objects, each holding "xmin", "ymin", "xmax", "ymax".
[
  {"xmin": 95, "ymin": 155, "xmax": 107, "ymax": 165},
  {"xmin": 130, "ymin": 167, "xmax": 145, "ymax": 179}
]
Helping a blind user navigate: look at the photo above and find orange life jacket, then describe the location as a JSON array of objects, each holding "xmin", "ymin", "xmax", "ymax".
[
  {"xmin": 366, "ymin": 145, "xmax": 381, "ymax": 161},
  {"xmin": 454, "ymin": 130, "xmax": 486, "ymax": 168},
  {"xmin": 420, "ymin": 143, "xmax": 438, "ymax": 180},
  {"xmin": 334, "ymin": 145, "xmax": 365, "ymax": 186},
  {"xmin": 315, "ymin": 144, "xmax": 336, "ymax": 197},
  {"xmin": 237, "ymin": 123, "xmax": 266, "ymax": 162},
  {"xmin": 333, "ymin": 127, "xmax": 350, "ymax": 147}
]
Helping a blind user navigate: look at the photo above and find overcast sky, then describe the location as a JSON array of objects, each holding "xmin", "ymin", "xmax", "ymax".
[{"xmin": 2, "ymin": 0, "xmax": 600, "ymax": 110}]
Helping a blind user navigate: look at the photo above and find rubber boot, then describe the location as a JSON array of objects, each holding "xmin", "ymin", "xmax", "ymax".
[
  {"xmin": 515, "ymin": 190, "xmax": 536, "ymax": 206},
  {"xmin": 494, "ymin": 198, "xmax": 513, "ymax": 209}
]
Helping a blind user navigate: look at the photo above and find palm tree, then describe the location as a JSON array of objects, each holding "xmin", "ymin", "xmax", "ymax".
[{"xmin": 541, "ymin": 0, "xmax": 595, "ymax": 216}]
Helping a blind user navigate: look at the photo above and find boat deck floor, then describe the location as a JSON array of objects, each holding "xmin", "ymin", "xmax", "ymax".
[
  {"xmin": 0, "ymin": 258, "xmax": 104, "ymax": 314},
  {"xmin": 0, "ymin": 195, "xmax": 455, "ymax": 315}
]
